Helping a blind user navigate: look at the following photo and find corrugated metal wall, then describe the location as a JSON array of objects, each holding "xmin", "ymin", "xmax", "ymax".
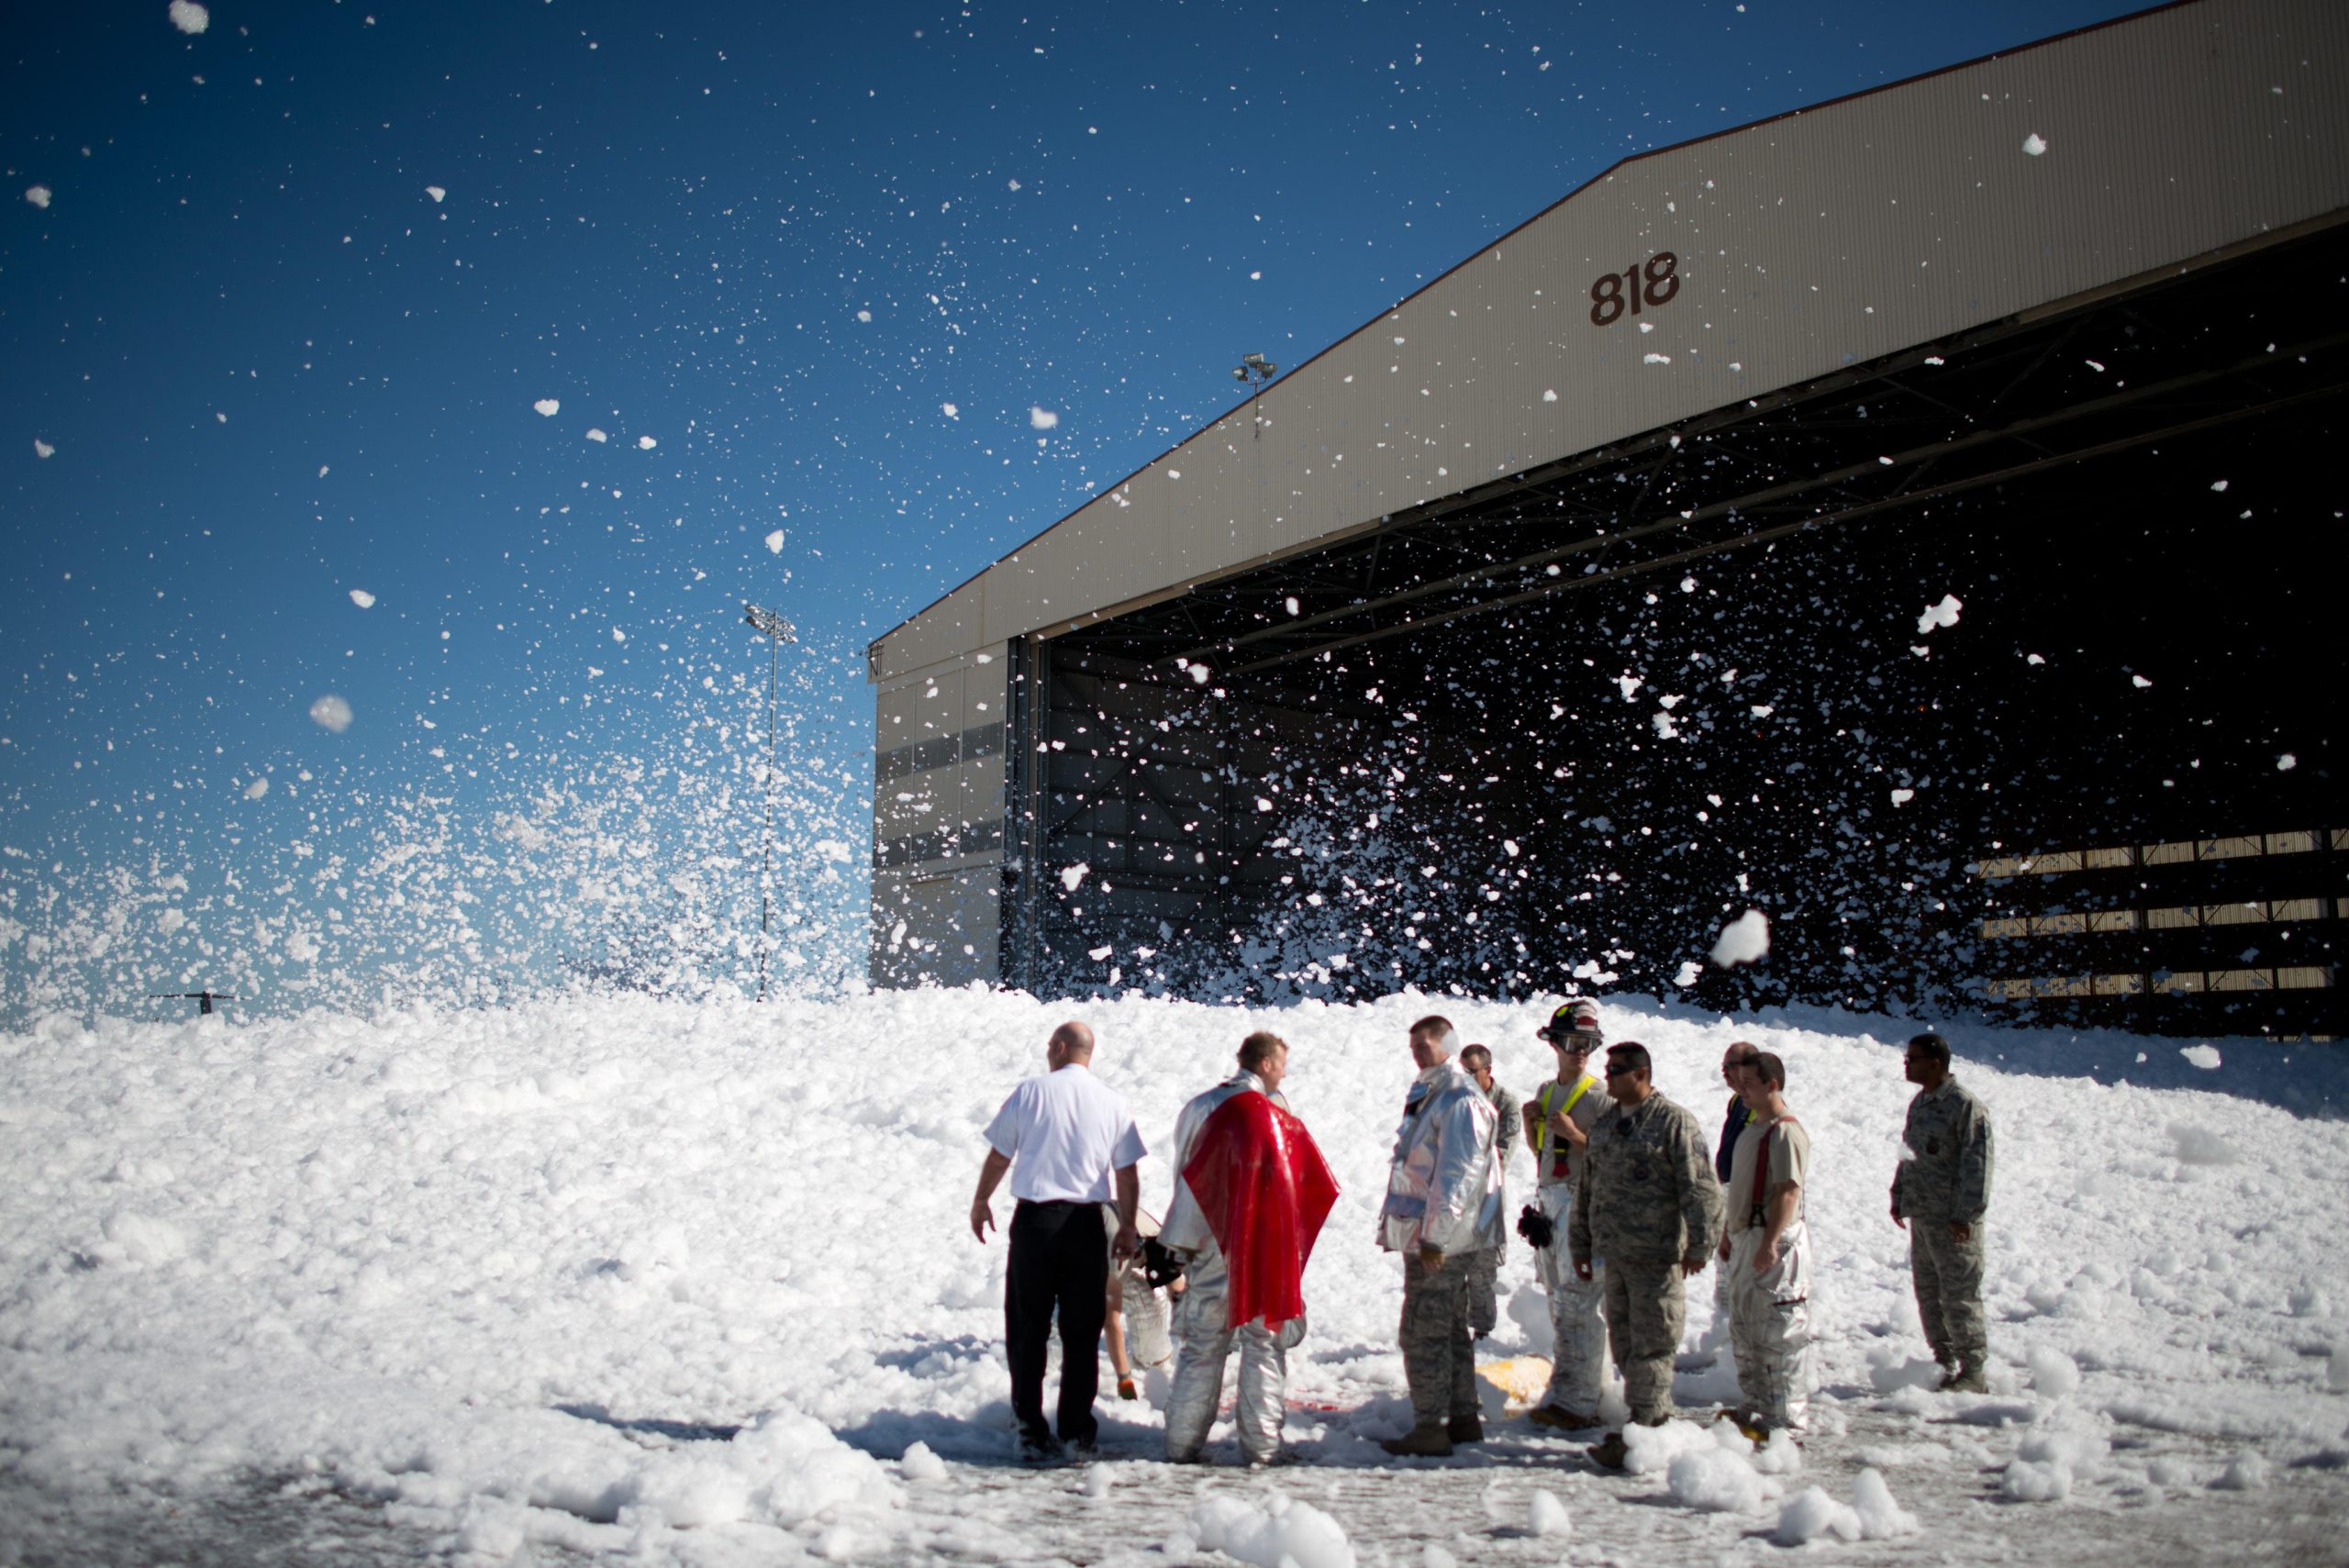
[
  {"xmin": 866, "ymin": 0, "xmax": 2349, "ymax": 985},
  {"xmin": 869, "ymin": 643, "xmax": 1009, "ymax": 984}
]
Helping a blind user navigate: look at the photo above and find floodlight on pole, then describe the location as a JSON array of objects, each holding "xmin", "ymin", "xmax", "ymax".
[
  {"xmin": 1231, "ymin": 352, "xmax": 1279, "ymax": 439},
  {"xmin": 743, "ymin": 602, "xmax": 797, "ymax": 1002}
]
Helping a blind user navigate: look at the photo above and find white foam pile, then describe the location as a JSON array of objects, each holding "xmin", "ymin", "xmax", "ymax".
[
  {"xmin": 3, "ymin": 988, "xmax": 2345, "ymax": 1561},
  {"xmin": 1636, "ymin": 1417, "xmax": 1803, "ymax": 1514},
  {"xmin": 1188, "ymin": 1490, "xmax": 1355, "ymax": 1568},
  {"xmin": 1775, "ymin": 1467, "xmax": 1921, "ymax": 1544}
]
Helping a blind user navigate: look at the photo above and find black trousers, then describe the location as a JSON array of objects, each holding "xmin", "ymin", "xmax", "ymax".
[{"xmin": 1005, "ymin": 1199, "xmax": 1108, "ymax": 1444}]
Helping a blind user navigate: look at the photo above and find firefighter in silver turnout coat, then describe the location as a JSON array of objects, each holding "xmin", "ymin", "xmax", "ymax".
[
  {"xmin": 1376, "ymin": 1033, "xmax": 1505, "ymax": 1259},
  {"xmin": 1375, "ymin": 1017, "xmax": 1504, "ymax": 1455},
  {"xmin": 1158, "ymin": 1034, "xmax": 1300, "ymax": 1464}
]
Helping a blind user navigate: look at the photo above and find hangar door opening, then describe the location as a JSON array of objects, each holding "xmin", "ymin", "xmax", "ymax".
[{"xmin": 1003, "ymin": 224, "xmax": 2348, "ymax": 1038}]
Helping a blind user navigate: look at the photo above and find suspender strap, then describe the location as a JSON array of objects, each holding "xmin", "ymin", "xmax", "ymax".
[
  {"xmin": 1749, "ymin": 1114, "xmax": 1798, "ymax": 1218},
  {"xmin": 1534, "ymin": 1075, "xmax": 1596, "ymax": 1164}
]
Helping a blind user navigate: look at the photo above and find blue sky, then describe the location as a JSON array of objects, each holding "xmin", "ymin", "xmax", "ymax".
[{"xmin": 0, "ymin": 0, "xmax": 2149, "ymax": 1017}]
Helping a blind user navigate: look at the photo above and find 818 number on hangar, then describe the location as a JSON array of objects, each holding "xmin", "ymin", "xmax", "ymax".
[{"xmin": 1590, "ymin": 252, "xmax": 1680, "ymax": 327}]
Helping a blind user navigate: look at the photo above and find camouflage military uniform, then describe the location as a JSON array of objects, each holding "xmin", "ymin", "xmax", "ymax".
[
  {"xmin": 1570, "ymin": 1092, "xmax": 1724, "ymax": 1424},
  {"xmin": 1463, "ymin": 1078, "xmax": 1521, "ymax": 1337},
  {"xmin": 1890, "ymin": 1076, "xmax": 1994, "ymax": 1375},
  {"xmin": 1398, "ymin": 1250, "xmax": 1476, "ymax": 1426}
]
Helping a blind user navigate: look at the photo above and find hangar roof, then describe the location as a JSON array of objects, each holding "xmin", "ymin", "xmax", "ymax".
[{"xmin": 869, "ymin": 0, "xmax": 2349, "ymax": 684}]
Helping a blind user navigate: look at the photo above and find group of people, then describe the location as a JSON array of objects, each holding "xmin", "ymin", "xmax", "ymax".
[{"xmin": 968, "ymin": 1006, "xmax": 1995, "ymax": 1470}]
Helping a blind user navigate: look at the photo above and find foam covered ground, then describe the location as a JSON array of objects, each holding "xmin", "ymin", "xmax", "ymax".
[{"xmin": 2, "ymin": 989, "xmax": 2344, "ymax": 1564}]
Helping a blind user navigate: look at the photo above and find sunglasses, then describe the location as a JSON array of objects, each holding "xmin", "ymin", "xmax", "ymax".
[{"xmin": 1603, "ymin": 1064, "xmax": 1637, "ymax": 1078}]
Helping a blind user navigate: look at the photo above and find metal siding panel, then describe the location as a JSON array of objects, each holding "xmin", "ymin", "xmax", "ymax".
[
  {"xmin": 872, "ymin": 664, "xmax": 957, "ymax": 849},
  {"xmin": 959, "ymin": 643, "xmax": 1009, "ymax": 731},
  {"xmin": 985, "ymin": 498, "xmax": 1172, "ymax": 640},
  {"xmin": 877, "ymin": 583, "xmax": 986, "ymax": 683},
  {"xmin": 873, "ymin": 682, "xmax": 924, "ymax": 750},
  {"xmin": 874, "ymin": 752, "xmax": 1002, "ymax": 842},
  {"xmin": 871, "ymin": 0, "xmax": 2349, "ymax": 674},
  {"xmin": 869, "ymin": 868, "xmax": 1003, "ymax": 987}
]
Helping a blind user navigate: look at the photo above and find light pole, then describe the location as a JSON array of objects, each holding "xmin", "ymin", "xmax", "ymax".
[
  {"xmin": 1231, "ymin": 351, "xmax": 1280, "ymax": 439},
  {"xmin": 742, "ymin": 602, "xmax": 797, "ymax": 1001}
]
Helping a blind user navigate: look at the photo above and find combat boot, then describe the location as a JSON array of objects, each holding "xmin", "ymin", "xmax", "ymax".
[
  {"xmin": 1947, "ymin": 1362, "xmax": 1987, "ymax": 1393},
  {"xmin": 1586, "ymin": 1430, "xmax": 1631, "ymax": 1470},
  {"xmin": 1378, "ymin": 1424, "xmax": 1455, "ymax": 1458},
  {"xmin": 1528, "ymin": 1406, "xmax": 1598, "ymax": 1431},
  {"xmin": 1446, "ymin": 1413, "xmax": 1484, "ymax": 1444}
]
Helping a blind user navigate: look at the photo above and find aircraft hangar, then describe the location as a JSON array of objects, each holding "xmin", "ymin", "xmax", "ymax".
[{"xmin": 865, "ymin": 0, "xmax": 2348, "ymax": 1037}]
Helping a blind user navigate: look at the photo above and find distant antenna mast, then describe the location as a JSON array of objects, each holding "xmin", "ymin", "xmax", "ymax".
[
  {"xmin": 150, "ymin": 990, "xmax": 237, "ymax": 1017},
  {"xmin": 1231, "ymin": 352, "xmax": 1279, "ymax": 439},
  {"xmin": 742, "ymin": 602, "xmax": 797, "ymax": 1002}
]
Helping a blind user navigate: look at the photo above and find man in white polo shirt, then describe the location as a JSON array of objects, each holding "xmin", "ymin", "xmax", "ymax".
[{"xmin": 971, "ymin": 1020, "xmax": 1148, "ymax": 1462}]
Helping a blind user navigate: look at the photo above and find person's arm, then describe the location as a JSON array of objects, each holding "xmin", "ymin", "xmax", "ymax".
[
  {"xmin": 1569, "ymin": 1150, "xmax": 1595, "ymax": 1280},
  {"xmin": 1954, "ymin": 1098, "xmax": 1991, "ymax": 1240},
  {"xmin": 1717, "ymin": 1118, "xmax": 1740, "ymax": 1262},
  {"xmin": 970, "ymin": 1148, "xmax": 1012, "ymax": 1242},
  {"xmin": 1111, "ymin": 1163, "xmax": 1141, "ymax": 1262},
  {"xmin": 1753, "ymin": 1179, "xmax": 1800, "ymax": 1272},
  {"xmin": 1889, "ymin": 1108, "xmax": 1909, "ymax": 1229},
  {"xmin": 1522, "ymin": 1097, "xmax": 1543, "ymax": 1154},
  {"xmin": 1678, "ymin": 1111, "xmax": 1724, "ymax": 1276}
]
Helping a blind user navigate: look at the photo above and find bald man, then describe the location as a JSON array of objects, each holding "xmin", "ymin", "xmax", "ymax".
[{"xmin": 973, "ymin": 1021, "xmax": 1147, "ymax": 1462}]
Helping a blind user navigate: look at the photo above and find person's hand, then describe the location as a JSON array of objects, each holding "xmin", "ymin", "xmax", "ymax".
[
  {"xmin": 1419, "ymin": 1244, "xmax": 1444, "ymax": 1273},
  {"xmin": 1550, "ymin": 1109, "xmax": 1589, "ymax": 1148},
  {"xmin": 1948, "ymin": 1220, "xmax": 1972, "ymax": 1243},
  {"xmin": 1753, "ymin": 1239, "xmax": 1780, "ymax": 1274},
  {"xmin": 1113, "ymin": 1222, "xmax": 1141, "ymax": 1262},
  {"xmin": 1717, "ymin": 1236, "xmax": 1732, "ymax": 1263},
  {"xmin": 1574, "ymin": 1257, "xmax": 1593, "ymax": 1281},
  {"xmin": 1117, "ymin": 1377, "xmax": 1139, "ymax": 1401},
  {"xmin": 1680, "ymin": 1254, "xmax": 1707, "ymax": 1278},
  {"xmin": 970, "ymin": 1197, "xmax": 996, "ymax": 1243}
]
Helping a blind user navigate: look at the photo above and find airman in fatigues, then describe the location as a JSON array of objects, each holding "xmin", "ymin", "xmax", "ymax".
[
  {"xmin": 1890, "ymin": 1032, "xmax": 1994, "ymax": 1392},
  {"xmin": 1572, "ymin": 1041, "xmax": 1723, "ymax": 1463}
]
